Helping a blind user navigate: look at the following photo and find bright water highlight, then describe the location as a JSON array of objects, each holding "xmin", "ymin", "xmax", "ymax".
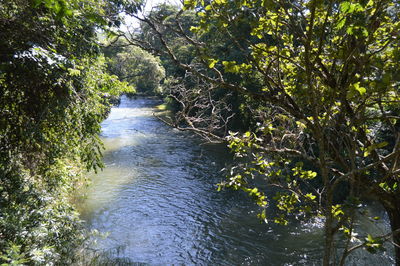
[{"xmin": 79, "ymin": 96, "xmax": 392, "ymax": 265}]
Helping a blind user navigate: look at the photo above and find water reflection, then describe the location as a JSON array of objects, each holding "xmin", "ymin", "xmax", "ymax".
[{"xmin": 79, "ymin": 96, "xmax": 392, "ymax": 265}]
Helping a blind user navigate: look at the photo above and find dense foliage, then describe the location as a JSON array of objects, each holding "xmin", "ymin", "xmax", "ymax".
[
  {"xmin": 0, "ymin": 0, "xmax": 134, "ymax": 264},
  {"xmin": 1, "ymin": 0, "xmax": 399, "ymax": 264},
  {"xmin": 121, "ymin": 0, "xmax": 400, "ymax": 265},
  {"xmin": 104, "ymin": 39, "xmax": 166, "ymax": 94}
]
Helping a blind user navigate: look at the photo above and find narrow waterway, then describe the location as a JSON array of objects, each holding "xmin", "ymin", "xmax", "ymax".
[{"xmin": 79, "ymin": 96, "xmax": 393, "ymax": 265}]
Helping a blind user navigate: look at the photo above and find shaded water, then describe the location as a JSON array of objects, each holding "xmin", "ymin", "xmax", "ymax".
[{"xmin": 79, "ymin": 96, "xmax": 393, "ymax": 265}]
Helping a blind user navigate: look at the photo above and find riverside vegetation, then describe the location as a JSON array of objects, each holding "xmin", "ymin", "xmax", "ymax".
[
  {"xmin": 0, "ymin": 0, "xmax": 135, "ymax": 263},
  {"xmin": 1, "ymin": 0, "xmax": 399, "ymax": 265},
  {"xmin": 119, "ymin": 0, "xmax": 400, "ymax": 265}
]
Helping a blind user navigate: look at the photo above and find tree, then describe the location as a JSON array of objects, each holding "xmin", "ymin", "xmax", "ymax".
[
  {"xmin": 123, "ymin": 0, "xmax": 400, "ymax": 264},
  {"xmin": 0, "ymin": 0, "xmax": 133, "ymax": 263},
  {"xmin": 104, "ymin": 40, "xmax": 166, "ymax": 94}
]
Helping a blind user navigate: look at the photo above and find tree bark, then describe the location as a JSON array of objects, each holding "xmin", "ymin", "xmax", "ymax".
[
  {"xmin": 323, "ymin": 219, "xmax": 334, "ymax": 266},
  {"xmin": 323, "ymin": 190, "xmax": 335, "ymax": 266},
  {"xmin": 385, "ymin": 202, "xmax": 400, "ymax": 266}
]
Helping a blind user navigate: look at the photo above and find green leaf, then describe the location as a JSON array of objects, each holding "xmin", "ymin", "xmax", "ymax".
[
  {"xmin": 366, "ymin": 234, "xmax": 374, "ymax": 243},
  {"xmin": 258, "ymin": 209, "xmax": 267, "ymax": 221},
  {"xmin": 353, "ymin": 82, "xmax": 366, "ymax": 95},
  {"xmin": 346, "ymin": 26, "xmax": 354, "ymax": 35},
  {"xmin": 208, "ymin": 59, "xmax": 218, "ymax": 68},
  {"xmin": 68, "ymin": 68, "xmax": 81, "ymax": 76},
  {"xmin": 340, "ymin": 1, "xmax": 351, "ymax": 13},
  {"xmin": 305, "ymin": 193, "xmax": 316, "ymax": 200},
  {"xmin": 361, "ymin": 27, "xmax": 369, "ymax": 37},
  {"xmin": 364, "ymin": 141, "xmax": 388, "ymax": 157},
  {"xmin": 379, "ymin": 182, "xmax": 390, "ymax": 192},
  {"xmin": 336, "ymin": 18, "xmax": 346, "ymax": 30}
]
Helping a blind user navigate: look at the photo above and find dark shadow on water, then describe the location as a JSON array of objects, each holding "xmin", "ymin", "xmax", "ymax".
[{"xmin": 77, "ymin": 96, "xmax": 393, "ymax": 266}]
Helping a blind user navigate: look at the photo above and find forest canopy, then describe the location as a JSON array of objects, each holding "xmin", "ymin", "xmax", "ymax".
[{"xmin": 1, "ymin": 0, "xmax": 399, "ymax": 265}]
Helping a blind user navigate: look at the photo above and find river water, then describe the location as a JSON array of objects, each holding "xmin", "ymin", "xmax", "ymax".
[{"xmin": 79, "ymin": 96, "xmax": 393, "ymax": 265}]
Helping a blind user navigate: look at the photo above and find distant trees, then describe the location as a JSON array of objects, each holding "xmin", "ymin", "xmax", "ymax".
[
  {"xmin": 0, "ymin": 0, "xmax": 133, "ymax": 263},
  {"xmin": 104, "ymin": 40, "xmax": 165, "ymax": 94},
  {"xmin": 121, "ymin": 0, "xmax": 400, "ymax": 265}
]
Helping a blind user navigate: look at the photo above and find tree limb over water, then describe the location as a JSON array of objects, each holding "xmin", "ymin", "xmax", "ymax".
[{"xmin": 120, "ymin": 0, "xmax": 400, "ymax": 264}]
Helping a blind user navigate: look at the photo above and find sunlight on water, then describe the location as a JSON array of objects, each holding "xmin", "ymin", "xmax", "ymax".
[
  {"xmin": 79, "ymin": 166, "xmax": 137, "ymax": 217},
  {"xmin": 78, "ymin": 96, "xmax": 393, "ymax": 265}
]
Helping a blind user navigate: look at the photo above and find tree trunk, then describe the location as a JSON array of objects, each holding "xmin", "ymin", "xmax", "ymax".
[
  {"xmin": 385, "ymin": 203, "xmax": 400, "ymax": 266},
  {"xmin": 323, "ymin": 188, "xmax": 335, "ymax": 266},
  {"xmin": 323, "ymin": 220, "xmax": 334, "ymax": 266}
]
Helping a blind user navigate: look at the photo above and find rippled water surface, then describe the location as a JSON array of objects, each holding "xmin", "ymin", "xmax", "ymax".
[{"xmin": 79, "ymin": 96, "xmax": 393, "ymax": 265}]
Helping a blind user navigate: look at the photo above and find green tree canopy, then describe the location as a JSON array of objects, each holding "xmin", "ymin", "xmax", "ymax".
[
  {"xmin": 0, "ymin": 0, "xmax": 133, "ymax": 263},
  {"xmin": 123, "ymin": 0, "xmax": 400, "ymax": 264},
  {"xmin": 104, "ymin": 40, "xmax": 165, "ymax": 94}
]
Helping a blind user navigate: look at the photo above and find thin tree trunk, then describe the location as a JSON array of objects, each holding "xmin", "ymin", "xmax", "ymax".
[
  {"xmin": 323, "ymin": 224, "xmax": 334, "ymax": 266},
  {"xmin": 323, "ymin": 192, "xmax": 334, "ymax": 266},
  {"xmin": 385, "ymin": 204, "xmax": 400, "ymax": 266}
]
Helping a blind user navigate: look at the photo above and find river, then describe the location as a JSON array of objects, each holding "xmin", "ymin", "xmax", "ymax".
[{"xmin": 78, "ymin": 96, "xmax": 393, "ymax": 265}]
